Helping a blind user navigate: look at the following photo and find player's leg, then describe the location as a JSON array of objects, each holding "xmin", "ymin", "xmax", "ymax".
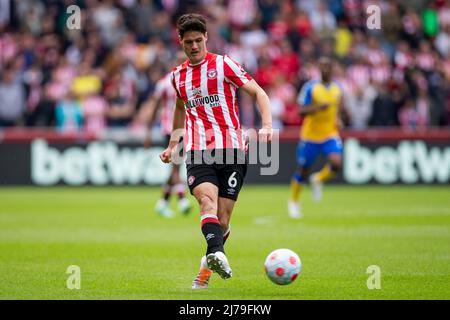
[
  {"xmin": 155, "ymin": 135, "xmax": 175, "ymax": 218},
  {"xmin": 171, "ymin": 137, "xmax": 192, "ymax": 215},
  {"xmin": 289, "ymin": 166, "xmax": 309, "ymax": 218},
  {"xmin": 194, "ymin": 197, "xmax": 233, "ymax": 289},
  {"xmin": 191, "ymin": 182, "xmax": 224, "ymax": 254},
  {"xmin": 309, "ymin": 137, "xmax": 343, "ymax": 202},
  {"xmin": 191, "ymin": 181, "xmax": 220, "ymax": 289},
  {"xmin": 192, "ymin": 197, "xmax": 235, "ymax": 289},
  {"xmin": 192, "ymin": 182, "xmax": 232, "ymax": 280},
  {"xmin": 289, "ymin": 141, "xmax": 318, "ymax": 218},
  {"xmin": 170, "ymin": 163, "xmax": 192, "ymax": 215},
  {"xmin": 155, "ymin": 166, "xmax": 175, "ymax": 218},
  {"xmin": 217, "ymin": 197, "xmax": 235, "ymax": 244},
  {"xmin": 216, "ymin": 153, "xmax": 247, "ymax": 246}
]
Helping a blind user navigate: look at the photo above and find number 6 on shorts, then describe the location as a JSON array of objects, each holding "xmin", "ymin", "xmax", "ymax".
[{"xmin": 228, "ymin": 172, "xmax": 237, "ymax": 188}]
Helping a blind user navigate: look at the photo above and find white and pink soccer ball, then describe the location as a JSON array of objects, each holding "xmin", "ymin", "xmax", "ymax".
[{"xmin": 264, "ymin": 249, "xmax": 302, "ymax": 285}]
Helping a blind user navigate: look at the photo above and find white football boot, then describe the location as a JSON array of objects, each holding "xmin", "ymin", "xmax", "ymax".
[
  {"xmin": 155, "ymin": 199, "xmax": 174, "ymax": 218},
  {"xmin": 309, "ymin": 173, "xmax": 323, "ymax": 202},
  {"xmin": 191, "ymin": 256, "xmax": 213, "ymax": 289},
  {"xmin": 288, "ymin": 200, "xmax": 303, "ymax": 219},
  {"xmin": 206, "ymin": 251, "xmax": 232, "ymax": 279}
]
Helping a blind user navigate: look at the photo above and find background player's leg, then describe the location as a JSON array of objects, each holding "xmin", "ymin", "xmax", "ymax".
[
  {"xmin": 315, "ymin": 153, "xmax": 342, "ymax": 183},
  {"xmin": 322, "ymin": 138, "xmax": 343, "ymax": 182},
  {"xmin": 218, "ymin": 197, "xmax": 235, "ymax": 244},
  {"xmin": 310, "ymin": 138, "xmax": 343, "ymax": 202},
  {"xmin": 289, "ymin": 166, "xmax": 309, "ymax": 218},
  {"xmin": 290, "ymin": 166, "xmax": 309, "ymax": 203},
  {"xmin": 171, "ymin": 164, "xmax": 192, "ymax": 215},
  {"xmin": 155, "ymin": 135, "xmax": 176, "ymax": 218},
  {"xmin": 289, "ymin": 141, "xmax": 317, "ymax": 218},
  {"xmin": 155, "ymin": 166, "xmax": 175, "ymax": 218}
]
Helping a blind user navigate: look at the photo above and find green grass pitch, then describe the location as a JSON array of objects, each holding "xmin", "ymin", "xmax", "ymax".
[{"xmin": 0, "ymin": 185, "xmax": 449, "ymax": 300}]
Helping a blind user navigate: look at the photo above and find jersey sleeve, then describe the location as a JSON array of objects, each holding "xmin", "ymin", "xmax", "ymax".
[
  {"xmin": 169, "ymin": 71, "xmax": 182, "ymax": 99},
  {"xmin": 297, "ymin": 81, "xmax": 314, "ymax": 107},
  {"xmin": 223, "ymin": 55, "xmax": 253, "ymax": 87}
]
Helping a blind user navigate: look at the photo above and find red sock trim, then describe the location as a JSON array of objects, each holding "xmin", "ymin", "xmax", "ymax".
[
  {"xmin": 223, "ymin": 229, "xmax": 231, "ymax": 243},
  {"xmin": 201, "ymin": 218, "xmax": 220, "ymax": 226}
]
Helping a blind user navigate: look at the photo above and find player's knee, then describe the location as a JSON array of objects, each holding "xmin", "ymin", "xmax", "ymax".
[{"xmin": 293, "ymin": 168, "xmax": 309, "ymax": 183}]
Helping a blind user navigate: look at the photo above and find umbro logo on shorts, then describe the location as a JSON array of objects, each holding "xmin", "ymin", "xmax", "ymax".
[{"xmin": 188, "ymin": 175, "xmax": 196, "ymax": 186}]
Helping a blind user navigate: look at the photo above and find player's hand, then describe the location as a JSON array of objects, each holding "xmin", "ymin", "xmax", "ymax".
[
  {"xmin": 159, "ymin": 147, "xmax": 174, "ymax": 163},
  {"xmin": 336, "ymin": 117, "xmax": 344, "ymax": 130},
  {"xmin": 318, "ymin": 103, "xmax": 329, "ymax": 111},
  {"xmin": 258, "ymin": 126, "xmax": 273, "ymax": 143}
]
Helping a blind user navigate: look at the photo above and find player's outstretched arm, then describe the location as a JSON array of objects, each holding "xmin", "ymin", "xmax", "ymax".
[
  {"xmin": 241, "ymin": 79, "xmax": 273, "ymax": 142},
  {"xmin": 160, "ymin": 97, "xmax": 185, "ymax": 163},
  {"xmin": 336, "ymin": 95, "xmax": 347, "ymax": 130},
  {"xmin": 299, "ymin": 103, "xmax": 329, "ymax": 115},
  {"xmin": 140, "ymin": 96, "xmax": 161, "ymax": 148}
]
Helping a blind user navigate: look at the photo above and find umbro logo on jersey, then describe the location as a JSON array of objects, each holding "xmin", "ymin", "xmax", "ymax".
[
  {"xmin": 207, "ymin": 69, "xmax": 217, "ymax": 79},
  {"xmin": 192, "ymin": 86, "xmax": 201, "ymax": 97}
]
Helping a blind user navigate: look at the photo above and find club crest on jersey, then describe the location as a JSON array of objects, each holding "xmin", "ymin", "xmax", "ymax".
[{"xmin": 207, "ymin": 69, "xmax": 217, "ymax": 79}]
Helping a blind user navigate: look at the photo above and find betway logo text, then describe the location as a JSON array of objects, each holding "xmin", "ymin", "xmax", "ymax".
[
  {"xmin": 344, "ymin": 139, "xmax": 450, "ymax": 184},
  {"xmin": 31, "ymin": 140, "xmax": 175, "ymax": 185}
]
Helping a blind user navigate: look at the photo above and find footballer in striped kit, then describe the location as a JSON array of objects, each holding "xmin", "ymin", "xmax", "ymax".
[{"xmin": 159, "ymin": 13, "xmax": 273, "ymax": 289}]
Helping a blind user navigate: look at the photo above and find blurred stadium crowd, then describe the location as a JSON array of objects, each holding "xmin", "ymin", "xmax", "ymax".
[{"xmin": 0, "ymin": 0, "xmax": 449, "ymax": 134}]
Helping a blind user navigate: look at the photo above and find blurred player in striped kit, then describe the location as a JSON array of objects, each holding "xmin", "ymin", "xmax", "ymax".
[
  {"xmin": 140, "ymin": 52, "xmax": 192, "ymax": 218},
  {"xmin": 159, "ymin": 13, "xmax": 273, "ymax": 289}
]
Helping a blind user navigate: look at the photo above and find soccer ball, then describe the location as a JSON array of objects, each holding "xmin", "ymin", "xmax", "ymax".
[{"xmin": 264, "ymin": 248, "xmax": 302, "ymax": 285}]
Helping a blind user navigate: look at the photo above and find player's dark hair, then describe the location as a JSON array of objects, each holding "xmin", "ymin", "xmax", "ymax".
[{"xmin": 177, "ymin": 13, "xmax": 207, "ymax": 38}]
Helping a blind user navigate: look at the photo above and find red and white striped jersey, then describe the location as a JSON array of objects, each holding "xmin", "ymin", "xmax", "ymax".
[
  {"xmin": 170, "ymin": 52, "xmax": 252, "ymax": 152},
  {"xmin": 154, "ymin": 73, "xmax": 177, "ymax": 135}
]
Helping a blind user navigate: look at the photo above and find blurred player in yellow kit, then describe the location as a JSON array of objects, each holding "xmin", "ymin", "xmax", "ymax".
[{"xmin": 289, "ymin": 57, "xmax": 344, "ymax": 218}]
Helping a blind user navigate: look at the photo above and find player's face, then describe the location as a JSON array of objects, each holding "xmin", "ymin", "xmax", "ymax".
[
  {"xmin": 180, "ymin": 31, "xmax": 208, "ymax": 64},
  {"xmin": 319, "ymin": 60, "xmax": 333, "ymax": 82}
]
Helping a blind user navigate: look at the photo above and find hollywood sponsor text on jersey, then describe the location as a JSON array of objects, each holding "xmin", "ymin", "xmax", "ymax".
[{"xmin": 185, "ymin": 92, "xmax": 221, "ymax": 109}]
